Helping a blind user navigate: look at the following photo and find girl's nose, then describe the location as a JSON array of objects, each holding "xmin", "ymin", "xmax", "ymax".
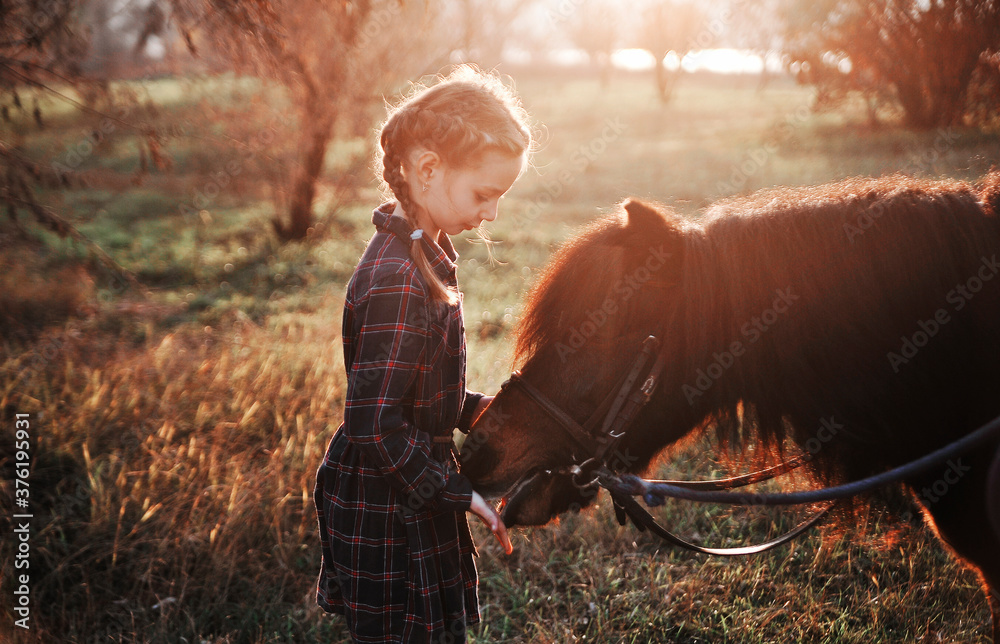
[{"xmin": 481, "ymin": 203, "xmax": 499, "ymax": 222}]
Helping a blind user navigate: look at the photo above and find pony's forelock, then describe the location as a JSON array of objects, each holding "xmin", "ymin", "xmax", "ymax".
[{"xmin": 514, "ymin": 214, "xmax": 625, "ymax": 363}]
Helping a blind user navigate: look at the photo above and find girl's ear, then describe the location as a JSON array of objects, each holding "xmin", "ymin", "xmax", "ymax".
[{"xmin": 412, "ymin": 149, "xmax": 443, "ymax": 184}]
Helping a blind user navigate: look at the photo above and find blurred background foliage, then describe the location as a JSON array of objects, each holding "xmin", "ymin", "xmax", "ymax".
[{"xmin": 3, "ymin": 0, "xmax": 999, "ymax": 251}]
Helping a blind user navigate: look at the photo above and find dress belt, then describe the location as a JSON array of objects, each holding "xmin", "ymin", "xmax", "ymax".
[{"xmin": 431, "ymin": 433, "xmax": 457, "ymax": 468}]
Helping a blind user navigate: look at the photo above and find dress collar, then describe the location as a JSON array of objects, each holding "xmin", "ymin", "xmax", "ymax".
[{"xmin": 372, "ymin": 202, "xmax": 457, "ymax": 281}]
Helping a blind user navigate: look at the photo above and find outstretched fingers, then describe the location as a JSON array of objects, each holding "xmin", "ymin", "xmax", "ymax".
[{"xmin": 470, "ymin": 490, "xmax": 513, "ymax": 554}]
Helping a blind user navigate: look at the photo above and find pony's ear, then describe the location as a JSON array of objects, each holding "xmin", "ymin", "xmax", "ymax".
[
  {"xmin": 623, "ymin": 199, "xmax": 679, "ymax": 231},
  {"xmin": 619, "ymin": 198, "xmax": 685, "ymax": 285}
]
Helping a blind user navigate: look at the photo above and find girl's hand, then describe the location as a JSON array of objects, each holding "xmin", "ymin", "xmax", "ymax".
[{"xmin": 469, "ymin": 490, "xmax": 513, "ymax": 555}]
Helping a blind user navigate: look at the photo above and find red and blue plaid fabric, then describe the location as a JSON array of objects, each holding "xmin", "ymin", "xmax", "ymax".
[{"xmin": 315, "ymin": 204, "xmax": 485, "ymax": 643}]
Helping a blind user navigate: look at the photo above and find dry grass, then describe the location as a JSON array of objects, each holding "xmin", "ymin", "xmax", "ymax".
[
  {"xmin": 1, "ymin": 293, "xmax": 991, "ymax": 643},
  {"xmin": 1, "ymin": 301, "xmax": 350, "ymax": 641}
]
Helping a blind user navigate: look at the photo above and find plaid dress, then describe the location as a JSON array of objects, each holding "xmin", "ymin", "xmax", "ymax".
[{"xmin": 314, "ymin": 204, "xmax": 485, "ymax": 644}]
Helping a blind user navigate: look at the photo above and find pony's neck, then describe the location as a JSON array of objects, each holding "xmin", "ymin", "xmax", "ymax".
[{"xmin": 677, "ymin": 217, "xmax": 797, "ymax": 412}]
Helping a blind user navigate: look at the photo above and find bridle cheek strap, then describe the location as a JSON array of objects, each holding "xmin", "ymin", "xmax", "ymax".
[
  {"xmin": 501, "ymin": 370, "xmax": 597, "ymax": 455},
  {"xmin": 501, "ymin": 335, "xmax": 666, "ymax": 469},
  {"xmin": 498, "ymin": 335, "xmax": 833, "ymax": 557},
  {"xmin": 595, "ymin": 339, "xmax": 665, "ymax": 463}
]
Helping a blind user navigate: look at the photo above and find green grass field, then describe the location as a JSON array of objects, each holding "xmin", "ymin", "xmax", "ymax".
[{"xmin": 2, "ymin": 69, "xmax": 999, "ymax": 642}]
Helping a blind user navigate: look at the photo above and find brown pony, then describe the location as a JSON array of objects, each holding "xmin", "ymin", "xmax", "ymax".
[{"xmin": 460, "ymin": 172, "xmax": 1000, "ymax": 639}]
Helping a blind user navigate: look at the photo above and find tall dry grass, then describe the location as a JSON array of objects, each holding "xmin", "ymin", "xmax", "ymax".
[{"xmin": 1, "ymin": 301, "xmax": 349, "ymax": 642}]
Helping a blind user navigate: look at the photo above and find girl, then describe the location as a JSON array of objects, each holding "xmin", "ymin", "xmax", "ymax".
[{"xmin": 314, "ymin": 66, "xmax": 533, "ymax": 644}]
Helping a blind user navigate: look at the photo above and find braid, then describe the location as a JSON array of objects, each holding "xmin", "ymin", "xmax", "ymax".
[
  {"xmin": 381, "ymin": 119, "xmax": 459, "ymax": 305},
  {"xmin": 375, "ymin": 65, "xmax": 535, "ymax": 304}
]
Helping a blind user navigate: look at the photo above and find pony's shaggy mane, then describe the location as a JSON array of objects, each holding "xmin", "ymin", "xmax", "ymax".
[
  {"xmin": 514, "ymin": 202, "xmax": 690, "ymax": 365},
  {"xmin": 514, "ymin": 216, "xmax": 622, "ymax": 363},
  {"xmin": 514, "ymin": 172, "xmax": 1000, "ymax": 483},
  {"xmin": 687, "ymin": 175, "xmax": 998, "ymax": 474}
]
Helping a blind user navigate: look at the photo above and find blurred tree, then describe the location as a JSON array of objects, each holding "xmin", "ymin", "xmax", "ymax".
[
  {"xmin": 170, "ymin": 0, "xmax": 441, "ymax": 240},
  {"xmin": 636, "ymin": 0, "xmax": 705, "ymax": 103},
  {"xmin": 728, "ymin": 0, "xmax": 786, "ymax": 92},
  {"xmin": 81, "ymin": 0, "xmax": 164, "ymax": 77},
  {"xmin": 782, "ymin": 0, "xmax": 1000, "ymax": 129},
  {"xmin": 2, "ymin": 0, "xmax": 83, "ymax": 189},
  {"xmin": 2, "ymin": 0, "xmax": 87, "ymax": 228},
  {"xmin": 566, "ymin": 0, "xmax": 620, "ymax": 86},
  {"xmin": 1, "ymin": 0, "xmax": 157, "ymax": 286},
  {"xmin": 448, "ymin": 0, "xmax": 537, "ymax": 68}
]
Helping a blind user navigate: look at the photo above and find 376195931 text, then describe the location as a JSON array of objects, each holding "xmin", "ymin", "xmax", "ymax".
[{"xmin": 13, "ymin": 413, "xmax": 32, "ymax": 630}]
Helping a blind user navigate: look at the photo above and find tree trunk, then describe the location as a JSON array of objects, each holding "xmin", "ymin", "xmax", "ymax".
[
  {"xmin": 273, "ymin": 101, "xmax": 334, "ymax": 241},
  {"xmin": 756, "ymin": 58, "xmax": 772, "ymax": 94},
  {"xmin": 654, "ymin": 56, "xmax": 679, "ymax": 105},
  {"xmin": 864, "ymin": 93, "xmax": 880, "ymax": 129},
  {"xmin": 598, "ymin": 52, "xmax": 611, "ymax": 88},
  {"xmin": 655, "ymin": 58, "xmax": 669, "ymax": 104}
]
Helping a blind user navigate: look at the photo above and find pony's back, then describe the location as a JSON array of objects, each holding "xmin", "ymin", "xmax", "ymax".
[{"xmin": 681, "ymin": 173, "xmax": 1000, "ymax": 480}]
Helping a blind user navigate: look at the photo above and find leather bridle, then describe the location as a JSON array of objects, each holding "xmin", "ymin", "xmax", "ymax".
[
  {"xmin": 497, "ymin": 334, "xmax": 832, "ymax": 557},
  {"xmin": 498, "ymin": 330, "xmax": 1000, "ymax": 556},
  {"xmin": 500, "ymin": 335, "xmax": 666, "ymax": 486}
]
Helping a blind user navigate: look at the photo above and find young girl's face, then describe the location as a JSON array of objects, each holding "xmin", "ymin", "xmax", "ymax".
[{"xmin": 417, "ymin": 149, "xmax": 524, "ymax": 238}]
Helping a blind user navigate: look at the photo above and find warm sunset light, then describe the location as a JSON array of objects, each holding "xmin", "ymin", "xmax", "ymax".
[
  {"xmin": 4, "ymin": 0, "xmax": 1000, "ymax": 641},
  {"xmin": 610, "ymin": 47, "xmax": 657, "ymax": 71},
  {"xmin": 610, "ymin": 47, "xmax": 783, "ymax": 74}
]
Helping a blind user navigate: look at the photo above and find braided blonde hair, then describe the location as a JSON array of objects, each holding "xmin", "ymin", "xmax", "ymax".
[{"xmin": 379, "ymin": 65, "xmax": 533, "ymax": 304}]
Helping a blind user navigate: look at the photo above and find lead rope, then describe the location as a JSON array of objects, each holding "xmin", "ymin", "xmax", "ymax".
[
  {"xmin": 581, "ymin": 340, "xmax": 831, "ymax": 556},
  {"xmin": 608, "ymin": 485, "xmax": 834, "ymax": 557},
  {"xmin": 593, "ymin": 417, "xmax": 1000, "ymax": 556},
  {"xmin": 599, "ymin": 408, "xmax": 1000, "ymax": 507},
  {"xmin": 592, "ymin": 408, "xmax": 1000, "ymax": 556}
]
